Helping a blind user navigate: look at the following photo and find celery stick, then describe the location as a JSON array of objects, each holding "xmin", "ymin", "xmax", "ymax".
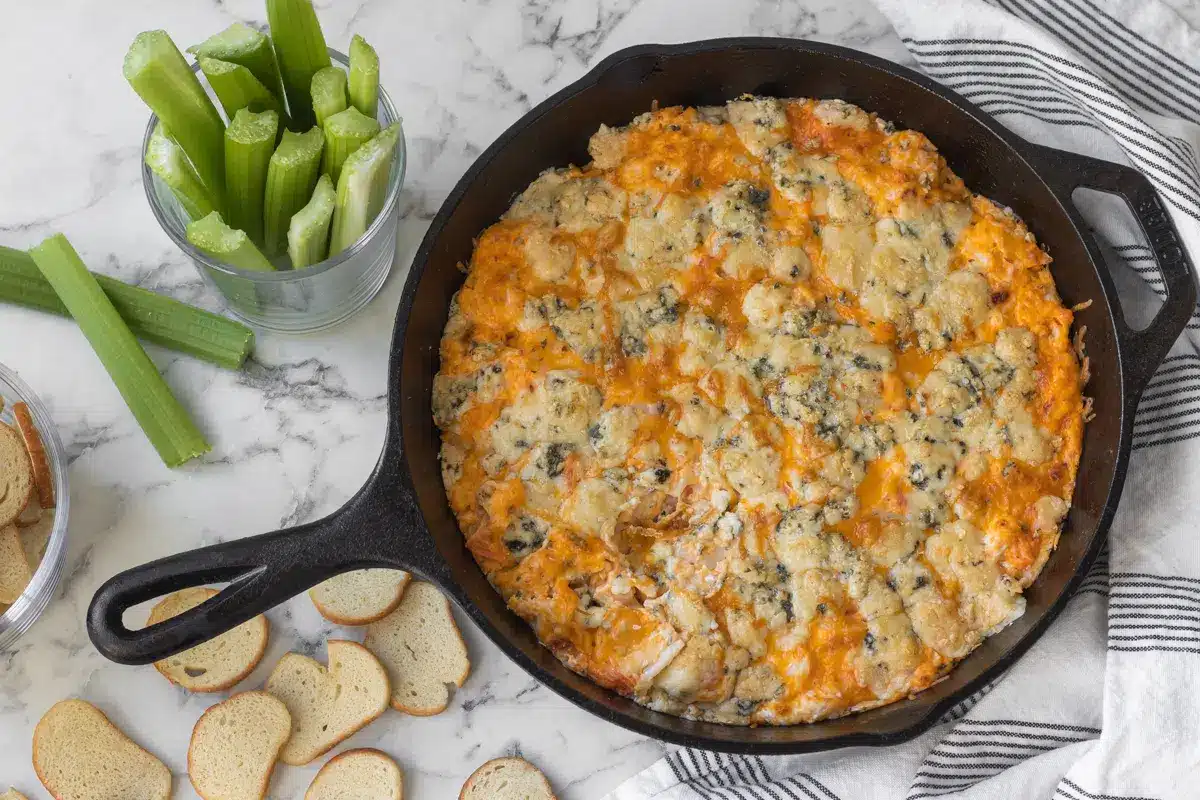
[
  {"xmin": 225, "ymin": 109, "xmax": 279, "ymax": 247},
  {"xmin": 0, "ymin": 245, "xmax": 252, "ymax": 369},
  {"xmin": 187, "ymin": 212, "xmax": 276, "ymax": 271},
  {"xmin": 145, "ymin": 123, "xmax": 218, "ymax": 221},
  {"xmin": 287, "ymin": 174, "xmax": 335, "ymax": 268},
  {"xmin": 199, "ymin": 57, "xmax": 284, "ymax": 119},
  {"xmin": 0, "ymin": 246, "xmax": 68, "ymax": 316},
  {"xmin": 188, "ymin": 23, "xmax": 284, "ymax": 107},
  {"xmin": 348, "ymin": 35, "xmax": 379, "ymax": 118},
  {"xmin": 125, "ymin": 31, "xmax": 225, "ymax": 207},
  {"xmin": 330, "ymin": 122, "xmax": 400, "ymax": 255},
  {"xmin": 322, "ymin": 106, "xmax": 380, "ymax": 185},
  {"xmin": 28, "ymin": 235, "xmax": 211, "ymax": 467},
  {"xmin": 263, "ymin": 127, "xmax": 325, "ymax": 257},
  {"xmin": 311, "ymin": 66, "xmax": 348, "ymax": 129},
  {"xmin": 266, "ymin": 0, "xmax": 331, "ymax": 129}
]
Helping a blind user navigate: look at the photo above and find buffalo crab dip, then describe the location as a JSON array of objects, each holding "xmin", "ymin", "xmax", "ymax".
[{"xmin": 433, "ymin": 96, "xmax": 1086, "ymax": 725}]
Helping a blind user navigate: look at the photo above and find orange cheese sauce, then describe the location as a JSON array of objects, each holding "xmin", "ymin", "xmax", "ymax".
[
  {"xmin": 774, "ymin": 103, "xmax": 1084, "ymax": 591},
  {"xmin": 767, "ymin": 603, "xmax": 875, "ymax": 711},
  {"xmin": 437, "ymin": 97, "xmax": 1086, "ymax": 726},
  {"xmin": 614, "ymin": 107, "xmax": 761, "ymax": 195}
]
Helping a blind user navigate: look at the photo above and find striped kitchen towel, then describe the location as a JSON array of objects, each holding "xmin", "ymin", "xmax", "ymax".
[{"xmin": 607, "ymin": 1, "xmax": 1200, "ymax": 798}]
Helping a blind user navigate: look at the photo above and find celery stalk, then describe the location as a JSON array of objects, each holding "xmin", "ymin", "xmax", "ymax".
[
  {"xmin": 225, "ymin": 109, "xmax": 279, "ymax": 247},
  {"xmin": 28, "ymin": 235, "xmax": 211, "ymax": 467},
  {"xmin": 188, "ymin": 23, "xmax": 284, "ymax": 107},
  {"xmin": 348, "ymin": 35, "xmax": 379, "ymax": 118},
  {"xmin": 125, "ymin": 31, "xmax": 225, "ymax": 207},
  {"xmin": 0, "ymin": 245, "xmax": 252, "ymax": 369},
  {"xmin": 311, "ymin": 66, "xmax": 348, "ymax": 129},
  {"xmin": 199, "ymin": 57, "xmax": 284, "ymax": 119},
  {"xmin": 145, "ymin": 123, "xmax": 218, "ymax": 221},
  {"xmin": 266, "ymin": 0, "xmax": 331, "ymax": 129},
  {"xmin": 187, "ymin": 212, "xmax": 276, "ymax": 271},
  {"xmin": 263, "ymin": 127, "xmax": 325, "ymax": 256},
  {"xmin": 287, "ymin": 174, "xmax": 335, "ymax": 268},
  {"xmin": 330, "ymin": 122, "xmax": 400, "ymax": 255},
  {"xmin": 322, "ymin": 106, "xmax": 380, "ymax": 185},
  {"xmin": 0, "ymin": 246, "xmax": 72, "ymax": 316}
]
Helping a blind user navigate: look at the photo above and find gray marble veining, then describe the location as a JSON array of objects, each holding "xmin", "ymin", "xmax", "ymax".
[{"xmin": 0, "ymin": 0, "xmax": 903, "ymax": 796}]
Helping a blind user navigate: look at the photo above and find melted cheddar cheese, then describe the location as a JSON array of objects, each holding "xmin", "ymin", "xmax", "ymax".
[{"xmin": 434, "ymin": 97, "xmax": 1085, "ymax": 725}]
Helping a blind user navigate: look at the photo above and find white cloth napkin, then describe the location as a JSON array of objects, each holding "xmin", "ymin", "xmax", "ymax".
[{"xmin": 607, "ymin": 1, "xmax": 1200, "ymax": 798}]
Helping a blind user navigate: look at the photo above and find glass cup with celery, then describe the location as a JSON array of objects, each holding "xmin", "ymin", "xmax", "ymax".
[{"xmin": 131, "ymin": 17, "xmax": 405, "ymax": 333}]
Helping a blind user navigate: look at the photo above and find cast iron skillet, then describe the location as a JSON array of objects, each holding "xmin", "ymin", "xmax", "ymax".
[{"xmin": 88, "ymin": 39, "xmax": 1196, "ymax": 753}]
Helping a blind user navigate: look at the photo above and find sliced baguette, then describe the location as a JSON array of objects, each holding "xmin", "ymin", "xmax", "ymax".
[
  {"xmin": 0, "ymin": 422, "xmax": 33, "ymax": 529},
  {"xmin": 460, "ymin": 757, "xmax": 556, "ymax": 800},
  {"xmin": 33, "ymin": 699, "xmax": 171, "ymax": 800},
  {"xmin": 305, "ymin": 748, "xmax": 404, "ymax": 800},
  {"xmin": 148, "ymin": 587, "xmax": 269, "ymax": 692},
  {"xmin": 13, "ymin": 402, "xmax": 53, "ymax": 509},
  {"xmin": 188, "ymin": 691, "xmax": 291, "ymax": 800},
  {"xmin": 0, "ymin": 524, "xmax": 32, "ymax": 605},
  {"xmin": 310, "ymin": 568, "xmax": 411, "ymax": 625},
  {"xmin": 15, "ymin": 496, "xmax": 42, "ymax": 527},
  {"xmin": 18, "ymin": 503, "xmax": 53, "ymax": 567},
  {"xmin": 364, "ymin": 581, "xmax": 470, "ymax": 715},
  {"xmin": 265, "ymin": 639, "xmax": 390, "ymax": 765},
  {"xmin": 2, "ymin": 789, "xmax": 30, "ymax": 800}
]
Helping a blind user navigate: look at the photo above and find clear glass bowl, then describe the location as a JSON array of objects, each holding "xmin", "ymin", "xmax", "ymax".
[
  {"xmin": 141, "ymin": 48, "xmax": 406, "ymax": 333},
  {"xmin": 0, "ymin": 364, "xmax": 69, "ymax": 651}
]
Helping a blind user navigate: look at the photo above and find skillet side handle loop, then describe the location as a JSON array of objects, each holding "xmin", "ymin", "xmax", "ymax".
[
  {"xmin": 88, "ymin": 503, "xmax": 376, "ymax": 666},
  {"xmin": 1024, "ymin": 143, "xmax": 1198, "ymax": 400}
]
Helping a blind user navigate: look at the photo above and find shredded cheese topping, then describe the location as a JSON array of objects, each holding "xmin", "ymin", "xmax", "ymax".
[{"xmin": 434, "ymin": 97, "xmax": 1085, "ymax": 725}]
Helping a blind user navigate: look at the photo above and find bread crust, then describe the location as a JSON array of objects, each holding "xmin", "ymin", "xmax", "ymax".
[
  {"xmin": 0, "ymin": 423, "xmax": 33, "ymax": 530},
  {"xmin": 265, "ymin": 639, "xmax": 391, "ymax": 766},
  {"xmin": 0, "ymin": 524, "xmax": 31, "ymax": 605},
  {"xmin": 309, "ymin": 569, "xmax": 411, "ymax": 625},
  {"xmin": 148, "ymin": 587, "xmax": 269, "ymax": 692},
  {"xmin": 33, "ymin": 699, "xmax": 171, "ymax": 800},
  {"xmin": 187, "ymin": 691, "xmax": 290, "ymax": 800},
  {"xmin": 459, "ymin": 757, "xmax": 555, "ymax": 800},
  {"xmin": 363, "ymin": 582, "xmax": 470, "ymax": 716},
  {"xmin": 12, "ymin": 403, "xmax": 53, "ymax": 509},
  {"xmin": 304, "ymin": 748, "xmax": 403, "ymax": 800}
]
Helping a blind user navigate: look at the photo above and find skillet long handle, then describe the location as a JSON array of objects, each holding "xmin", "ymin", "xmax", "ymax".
[
  {"xmin": 1023, "ymin": 143, "xmax": 1198, "ymax": 401},
  {"xmin": 86, "ymin": 469, "xmax": 447, "ymax": 666},
  {"xmin": 88, "ymin": 508, "xmax": 365, "ymax": 665}
]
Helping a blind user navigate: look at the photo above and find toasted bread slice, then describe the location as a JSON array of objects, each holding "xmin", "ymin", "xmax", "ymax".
[
  {"xmin": 265, "ymin": 639, "xmax": 390, "ymax": 765},
  {"xmin": 0, "ymin": 423, "xmax": 33, "ymax": 529},
  {"xmin": 33, "ymin": 699, "xmax": 171, "ymax": 800},
  {"xmin": 15, "ymin": 497, "xmax": 41, "ymax": 527},
  {"xmin": 310, "ymin": 569, "xmax": 411, "ymax": 625},
  {"xmin": 460, "ymin": 758, "xmax": 555, "ymax": 800},
  {"xmin": 305, "ymin": 748, "xmax": 404, "ymax": 800},
  {"xmin": 148, "ymin": 587, "xmax": 269, "ymax": 692},
  {"xmin": 188, "ymin": 691, "xmax": 291, "ymax": 800},
  {"xmin": 18, "ymin": 502, "xmax": 52, "ymax": 568},
  {"xmin": 13, "ymin": 402, "xmax": 53, "ymax": 509},
  {"xmin": 364, "ymin": 581, "xmax": 470, "ymax": 715},
  {"xmin": 0, "ymin": 524, "xmax": 32, "ymax": 605},
  {"xmin": 1, "ymin": 789, "xmax": 30, "ymax": 800}
]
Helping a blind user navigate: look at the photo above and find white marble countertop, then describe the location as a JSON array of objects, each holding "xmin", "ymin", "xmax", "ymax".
[{"xmin": 0, "ymin": 0, "xmax": 909, "ymax": 796}]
